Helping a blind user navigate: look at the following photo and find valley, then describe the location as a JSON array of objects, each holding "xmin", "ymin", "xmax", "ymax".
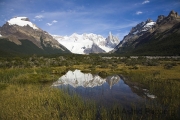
[
  {"xmin": 0, "ymin": 8, "xmax": 180, "ymax": 120},
  {"xmin": 0, "ymin": 55, "xmax": 180, "ymax": 119}
]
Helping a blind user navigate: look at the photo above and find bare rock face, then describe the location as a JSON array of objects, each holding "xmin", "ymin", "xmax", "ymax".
[
  {"xmin": 84, "ymin": 43, "xmax": 105, "ymax": 54},
  {"xmin": 155, "ymin": 11, "xmax": 180, "ymax": 33},
  {"xmin": 130, "ymin": 22, "xmax": 145, "ymax": 34},
  {"xmin": 8, "ymin": 35, "xmax": 22, "ymax": 45},
  {"xmin": 0, "ymin": 17, "xmax": 66, "ymax": 51}
]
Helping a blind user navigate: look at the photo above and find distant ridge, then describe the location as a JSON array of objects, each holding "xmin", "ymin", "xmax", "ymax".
[{"xmin": 52, "ymin": 33, "xmax": 119, "ymax": 54}]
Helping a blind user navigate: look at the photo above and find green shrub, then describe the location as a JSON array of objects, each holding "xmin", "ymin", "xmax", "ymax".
[
  {"xmin": 0, "ymin": 83, "xmax": 8, "ymax": 90},
  {"xmin": 98, "ymin": 71, "xmax": 108, "ymax": 78}
]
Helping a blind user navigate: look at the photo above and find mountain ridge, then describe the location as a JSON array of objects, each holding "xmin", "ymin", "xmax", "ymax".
[
  {"xmin": 0, "ymin": 10, "xmax": 179, "ymax": 56},
  {"xmin": 53, "ymin": 32, "xmax": 120, "ymax": 54},
  {"xmin": 113, "ymin": 10, "xmax": 180, "ymax": 56}
]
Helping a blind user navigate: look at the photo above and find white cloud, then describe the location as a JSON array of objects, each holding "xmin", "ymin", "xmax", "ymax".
[
  {"xmin": 142, "ymin": 0, "xmax": 150, "ymax": 4},
  {"xmin": 35, "ymin": 15, "xmax": 44, "ymax": 19},
  {"xmin": 46, "ymin": 23, "xmax": 52, "ymax": 26},
  {"xmin": 46, "ymin": 20, "xmax": 58, "ymax": 26},
  {"xmin": 34, "ymin": 15, "xmax": 44, "ymax": 21},
  {"xmin": 52, "ymin": 20, "xmax": 58, "ymax": 23},
  {"xmin": 136, "ymin": 11, "xmax": 143, "ymax": 15}
]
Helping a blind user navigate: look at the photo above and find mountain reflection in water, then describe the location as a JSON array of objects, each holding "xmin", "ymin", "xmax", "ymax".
[
  {"xmin": 52, "ymin": 69, "xmax": 156, "ymax": 108},
  {"xmin": 52, "ymin": 69, "xmax": 119, "ymax": 88}
]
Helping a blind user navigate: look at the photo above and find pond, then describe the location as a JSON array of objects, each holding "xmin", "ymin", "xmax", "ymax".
[{"xmin": 52, "ymin": 69, "xmax": 157, "ymax": 109}]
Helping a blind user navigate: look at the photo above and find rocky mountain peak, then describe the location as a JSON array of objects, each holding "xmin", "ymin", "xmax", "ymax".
[
  {"xmin": 168, "ymin": 10, "xmax": 179, "ymax": 18},
  {"xmin": 7, "ymin": 17, "xmax": 39, "ymax": 30},
  {"xmin": 53, "ymin": 32, "xmax": 119, "ymax": 54},
  {"xmin": 113, "ymin": 10, "xmax": 180, "ymax": 55},
  {"xmin": 146, "ymin": 19, "xmax": 153, "ymax": 23},
  {"xmin": 156, "ymin": 15, "xmax": 166, "ymax": 24},
  {"xmin": 114, "ymin": 18, "xmax": 156, "ymax": 49},
  {"xmin": 106, "ymin": 32, "xmax": 119, "ymax": 47},
  {"xmin": 154, "ymin": 11, "xmax": 180, "ymax": 29},
  {"xmin": 0, "ymin": 16, "xmax": 68, "ymax": 51},
  {"xmin": 129, "ymin": 19, "xmax": 155, "ymax": 35},
  {"xmin": 20, "ymin": 17, "xmax": 30, "ymax": 21},
  {"xmin": 130, "ymin": 22, "xmax": 145, "ymax": 34}
]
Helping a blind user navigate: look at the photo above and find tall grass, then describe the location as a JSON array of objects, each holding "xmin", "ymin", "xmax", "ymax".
[
  {"xmin": 0, "ymin": 85, "xmax": 97, "ymax": 120},
  {"xmin": 0, "ymin": 67, "xmax": 98, "ymax": 119},
  {"xmin": 120, "ymin": 64, "xmax": 180, "ymax": 119}
]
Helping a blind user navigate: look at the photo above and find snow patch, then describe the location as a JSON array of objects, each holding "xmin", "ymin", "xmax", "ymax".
[
  {"xmin": 145, "ymin": 22, "xmax": 156, "ymax": 26},
  {"xmin": 132, "ymin": 21, "xmax": 156, "ymax": 35},
  {"xmin": 133, "ymin": 31, "xmax": 139, "ymax": 34},
  {"xmin": 144, "ymin": 22, "xmax": 156, "ymax": 28},
  {"xmin": 8, "ymin": 17, "xmax": 39, "ymax": 30}
]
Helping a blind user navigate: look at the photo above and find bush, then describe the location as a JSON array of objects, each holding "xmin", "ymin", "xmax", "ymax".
[
  {"xmin": 129, "ymin": 65, "xmax": 138, "ymax": 70},
  {"xmin": 98, "ymin": 71, "xmax": 108, "ymax": 78},
  {"xmin": 0, "ymin": 83, "xmax": 8, "ymax": 90},
  {"xmin": 164, "ymin": 62, "xmax": 177, "ymax": 69}
]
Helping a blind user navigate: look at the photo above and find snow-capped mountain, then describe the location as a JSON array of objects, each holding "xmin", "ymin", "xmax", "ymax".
[
  {"xmin": 0, "ymin": 17, "xmax": 69, "ymax": 55},
  {"xmin": 113, "ymin": 10, "xmax": 180, "ymax": 55},
  {"xmin": 52, "ymin": 69, "xmax": 120, "ymax": 88},
  {"xmin": 53, "ymin": 32, "xmax": 119, "ymax": 54},
  {"xmin": 116, "ymin": 19, "xmax": 156, "ymax": 48},
  {"xmin": 130, "ymin": 19, "xmax": 156, "ymax": 35}
]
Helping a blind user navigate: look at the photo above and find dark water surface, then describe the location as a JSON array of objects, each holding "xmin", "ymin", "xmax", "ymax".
[{"xmin": 52, "ymin": 69, "xmax": 156, "ymax": 108}]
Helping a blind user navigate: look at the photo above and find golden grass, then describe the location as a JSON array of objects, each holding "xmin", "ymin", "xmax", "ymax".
[{"xmin": 0, "ymin": 85, "xmax": 97, "ymax": 120}]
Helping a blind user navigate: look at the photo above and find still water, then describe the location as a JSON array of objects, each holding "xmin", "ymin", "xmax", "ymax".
[{"xmin": 52, "ymin": 69, "xmax": 156, "ymax": 108}]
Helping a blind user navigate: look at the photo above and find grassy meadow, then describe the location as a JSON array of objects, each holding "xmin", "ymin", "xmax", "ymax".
[{"xmin": 0, "ymin": 55, "xmax": 180, "ymax": 120}]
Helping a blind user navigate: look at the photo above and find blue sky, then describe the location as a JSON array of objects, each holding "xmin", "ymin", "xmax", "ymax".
[{"xmin": 0, "ymin": 0, "xmax": 180, "ymax": 40}]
